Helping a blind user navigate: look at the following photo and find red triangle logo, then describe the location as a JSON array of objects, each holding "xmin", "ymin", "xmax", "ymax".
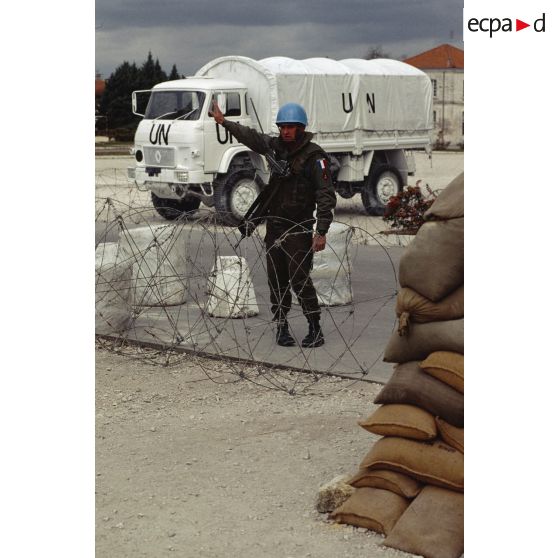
[{"xmin": 516, "ymin": 19, "xmax": 530, "ymax": 31}]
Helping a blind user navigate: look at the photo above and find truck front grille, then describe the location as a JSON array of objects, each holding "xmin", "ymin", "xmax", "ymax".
[{"xmin": 143, "ymin": 146, "xmax": 175, "ymax": 167}]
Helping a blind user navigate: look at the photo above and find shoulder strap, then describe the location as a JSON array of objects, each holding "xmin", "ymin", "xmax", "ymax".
[{"xmin": 291, "ymin": 143, "xmax": 326, "ymax": 174}]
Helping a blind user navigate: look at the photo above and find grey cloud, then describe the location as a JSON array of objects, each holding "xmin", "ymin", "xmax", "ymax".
[
  {"xmin": 95, "ymin": 1, "xmax": 463, "ymax": 78},
  {"xmin": 96, "ymin": 0, "xmax": 462, "ymax": 32}
]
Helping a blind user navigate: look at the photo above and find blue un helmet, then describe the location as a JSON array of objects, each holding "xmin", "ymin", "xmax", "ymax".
[{"xmin": 276, "ymin": 103, "xmax": 308, "ymax": 127}]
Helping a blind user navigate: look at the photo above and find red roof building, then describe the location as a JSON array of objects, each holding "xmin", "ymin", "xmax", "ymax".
[
  {"xmin": 95, "ymin": 76, "xmax": 107, "ymax": 133},
  {"xmin": 403, "ymin": 44, "xmax": 464, "ymax": 71},
  {"xmin": 404, "ymin": 44, "xmax": 464, "ymax": 149},
  {"xmin": 95, "ymin": 78, "xmax": 106, "ymax": 98}
]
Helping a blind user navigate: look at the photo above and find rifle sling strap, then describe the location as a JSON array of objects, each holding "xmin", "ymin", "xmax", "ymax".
[{"xmin": 243, "ymin": 173, "xmax": 281, "ymax": 223}]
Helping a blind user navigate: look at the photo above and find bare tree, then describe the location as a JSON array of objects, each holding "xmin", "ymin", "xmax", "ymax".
[{"xmin": 365, "ymin": 45, "xmax": 391, "ymax": 59}]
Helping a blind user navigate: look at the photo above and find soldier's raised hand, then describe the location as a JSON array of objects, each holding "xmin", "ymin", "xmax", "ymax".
[{"xmin": 209, "ymin": 100, "xmax": 225, "ymax": 124}]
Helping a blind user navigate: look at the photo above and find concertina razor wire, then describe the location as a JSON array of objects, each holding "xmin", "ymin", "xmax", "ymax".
[{"xmin": 95, "ymin": 167, "xmax": 403, "ymax": 395}]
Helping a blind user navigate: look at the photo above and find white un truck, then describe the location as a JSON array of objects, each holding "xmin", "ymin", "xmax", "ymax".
[{"xmin": 128, "ymin": 56, "xmax": 433, "ymax": 224}]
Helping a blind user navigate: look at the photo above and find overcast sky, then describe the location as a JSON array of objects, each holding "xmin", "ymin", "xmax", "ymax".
[{"xmin": 95, "ymin": 0, "xmax": 463, "ymax": 79}]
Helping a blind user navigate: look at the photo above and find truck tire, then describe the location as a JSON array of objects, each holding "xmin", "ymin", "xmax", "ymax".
[
  {"xmin": 361, "ymin": 165, "xmax": 403, "ymax": 216},
  {"xmin": 213, "ymin": 169, "xmax": 263, "ymax": 226},
  {"xmin": 336, "ymin": 181, "xmax": 359, "ymax": 199},
  {"xmin": 151, "ymin": 192, "xmax": 201, "ymax": 220}
]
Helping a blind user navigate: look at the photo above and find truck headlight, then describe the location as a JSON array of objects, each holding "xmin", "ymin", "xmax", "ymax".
[
  {"xmin": 175, "ymin": 171, "xmax": 189, "ymax": 182},
  {"xmin": 135, "ymin": 150, "xmax": 143, "ymax": 162}
]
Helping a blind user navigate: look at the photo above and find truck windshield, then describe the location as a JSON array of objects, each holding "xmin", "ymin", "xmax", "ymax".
[{"xmin": 144, "ymin": 90, "xmax": 206, "ymax": 120}]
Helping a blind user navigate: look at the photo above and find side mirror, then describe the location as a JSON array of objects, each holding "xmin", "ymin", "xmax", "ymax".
[
  {"xmin": 132, "ymin": 92, "xmax": 141, "ymax": 116},
  {"xmin": 132, "ymin": 90, "xmax": 151, "ymax": 117}
]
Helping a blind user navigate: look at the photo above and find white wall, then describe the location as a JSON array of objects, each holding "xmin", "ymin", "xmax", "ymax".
[{"xmin": 428, "ymin": 69, "xmax": 464, "ymax": 149}]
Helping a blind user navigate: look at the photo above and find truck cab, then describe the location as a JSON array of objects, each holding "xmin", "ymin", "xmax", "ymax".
[{"xmin": 128, "ymin": 78, "xmax": 265, "ymax": 223}]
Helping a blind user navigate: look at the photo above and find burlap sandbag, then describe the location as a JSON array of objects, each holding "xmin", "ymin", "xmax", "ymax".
[
  {"xmin": 374, "ymin": 361, "xmax": 464, "ymax": 427},
  {"xmin": 436, "ymin": 418, "xmax": 464, "ymax": 454},
  {"xmin": 383, "ymin": 485, "xmax": 464, "ymax": 558},
  {"xmin": 420, "ymin": 351, "xmax": 464, "ymax": 393},
  {"xmin": 399, "ymin": 218, "xmax": 464, "ymax": 302},
  {"xmin": 358, "ymin": 404, "xmax": 437, "ymax": 441},
  {"xmin": 330, "ymin": 487, "xmax": 409, "ymax": 535},
  {"xmin": 424, "ymin": 172, "xmax": 464, "ymax": 221},
  {"xmin": 360, "ymin": 437, "xmax": 464, "ymax": 492},
  {"xmin": 396, "ymin": 286, "xmax": 464, "ymax": 336},
  {"xmin": 348, "ymin": 469, "xmax": 423, "ymax": 499},
  {"xmin": 383, "ymin": 319, "xmax": 464, "ymax": 363}
]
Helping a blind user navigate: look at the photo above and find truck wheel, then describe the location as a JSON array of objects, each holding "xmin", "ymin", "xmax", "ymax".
[
  {"xmin": 336, "ymin": 181, "xmax": 358, "ymax": 199},
  {"xmin": 213, "ymin": 170, "xmax": 263, "ymax": 226},
  {"xmin": 361, "ymin": 165, "xmax": 402, "ymax": 216},
  {"xmin": 151, "ymin": 192, "xmax": 201, "ymax": 220}
]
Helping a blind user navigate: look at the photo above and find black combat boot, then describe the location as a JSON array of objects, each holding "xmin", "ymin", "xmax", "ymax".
[
  {"xmin": 276, "ymin": 321, "xmax": 296, "ymax": 346},
  {"xmin": 301, "ymin": 316, "xmax": 324, "ymax": 348}
]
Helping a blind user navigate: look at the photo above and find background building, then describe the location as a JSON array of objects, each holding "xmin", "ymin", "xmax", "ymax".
[
  {"xmin": 404, "ymin": 44, "xmax": 464, "ymax": 150},
  {"xmin": 95, "ymin": 73, "xmax": 106, "ymax": 109},
  {"xmin": 95, "ymin": 74, "xmax": 107, "ymax": 134}
]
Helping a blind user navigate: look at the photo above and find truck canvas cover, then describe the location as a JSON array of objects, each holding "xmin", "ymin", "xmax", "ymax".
[{"xmin": 196, "ymin": 56, "xmax": 433, "ymax": 136}]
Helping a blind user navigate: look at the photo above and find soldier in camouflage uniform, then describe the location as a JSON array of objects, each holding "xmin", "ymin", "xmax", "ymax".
[{"xmin": 210, "ymin": 101, "xmax": 336, "ymax": 347}]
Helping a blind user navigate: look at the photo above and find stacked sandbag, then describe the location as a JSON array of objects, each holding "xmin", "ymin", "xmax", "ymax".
[
  {"xmin": 394, "ymin": 172, "xmax": 464, "ymax": 337},
  {"xmin": 330, "ymin": 357, "xmax": 465, "ymax": 556},
  {"xmin": 383, "ymin": 486, "xmax": 464, "ymax": 558},
  {"xmin": 328, "ymin": 173, "xmax": 464, "ymax": 557},
  {"xmin": 374, "ymin": 359, "xmax": 463, "ymax": 427},
  {"xmin": 395, "ymin": 286, "xmax": 463, "ymax": 336}
]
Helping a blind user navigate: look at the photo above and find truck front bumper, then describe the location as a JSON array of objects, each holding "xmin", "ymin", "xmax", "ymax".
[{"xmin": 127, "ymin": 167, "xmax": 214, "ymax": 200}]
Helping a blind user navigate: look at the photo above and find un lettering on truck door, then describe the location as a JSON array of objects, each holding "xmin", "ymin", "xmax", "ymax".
[
  {"xmin": 215, "ymin": 123, "xmax": 235, "ymax": 145},
  {"xmin": 203, "ymin": 91, "xmax": 243, "ymax": 173}
]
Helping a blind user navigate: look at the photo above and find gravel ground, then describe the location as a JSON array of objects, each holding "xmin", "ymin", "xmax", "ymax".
[
  {"xmin": 96, "ymin": 346, "xmax": 420, "ymax": 558},
  {"xmin": 96, "ymin": 150, "xmax": 463, "ymax": 556}
]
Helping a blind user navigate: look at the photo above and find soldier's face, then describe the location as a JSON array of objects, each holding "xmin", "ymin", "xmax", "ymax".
[{"xmin": 278, "ymin": 124, "xmax": 302, "ymax": 142}]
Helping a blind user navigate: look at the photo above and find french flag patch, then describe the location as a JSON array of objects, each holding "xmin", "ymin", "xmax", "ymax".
[{"xmin": 317, "ymin": 158, "xmax": 328, "ymax": 180}]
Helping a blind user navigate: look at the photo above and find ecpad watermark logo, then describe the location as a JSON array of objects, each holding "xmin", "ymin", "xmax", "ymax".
[{"xmin": 467, "ymin": 12, "xmax": 546, "ymax": 37}]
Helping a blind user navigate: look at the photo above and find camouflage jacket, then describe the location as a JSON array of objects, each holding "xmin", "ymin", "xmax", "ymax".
[{"xmin": 222, "ymin": 120, "xmax": 336, "ymax": 234}]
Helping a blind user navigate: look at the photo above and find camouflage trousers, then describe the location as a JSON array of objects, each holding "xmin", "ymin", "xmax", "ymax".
[{"xmin": 264, "ymin": 222, "xmax": 320, "ymax": 323}]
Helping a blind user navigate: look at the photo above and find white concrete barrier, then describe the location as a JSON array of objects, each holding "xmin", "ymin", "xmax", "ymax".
[
  {"xmin": 118, "ymin": 224, "xmax": 188, "ymax": 307},
  {"xmin": 95, "ymin": 242, "xmax": 133, "ymax": 334},
  {"xmin": 311, "ymin": 222, "xmax": 354, "ymax": 306},
  {"xmin": 205, "ymin": 256, "xmax": 259, "ymax": 318}
]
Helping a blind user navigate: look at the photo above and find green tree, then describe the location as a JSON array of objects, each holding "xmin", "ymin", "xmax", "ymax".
[
  {"xmin": 168, "ymin": 64, "xmax": 180, "ymax": 81},
  {"xmin": 137, "ymin": 51, "xmax": 168, "ymax": 90},
  {"xmin": 98, "ymin": 53, "xmax": 182, "ymax": 132},
  {"xmin": 99, "ymin": 61, "xmax": 141, "ymax": 130}
]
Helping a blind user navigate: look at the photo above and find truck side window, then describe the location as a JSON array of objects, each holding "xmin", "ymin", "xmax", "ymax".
[
  {"xmin": 226, "ymin": 93, "xmax": 241, "ymax": 116},
  {"xmin": 209, "ymin": 92, "xmax": 241, "ymax": 117}
]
